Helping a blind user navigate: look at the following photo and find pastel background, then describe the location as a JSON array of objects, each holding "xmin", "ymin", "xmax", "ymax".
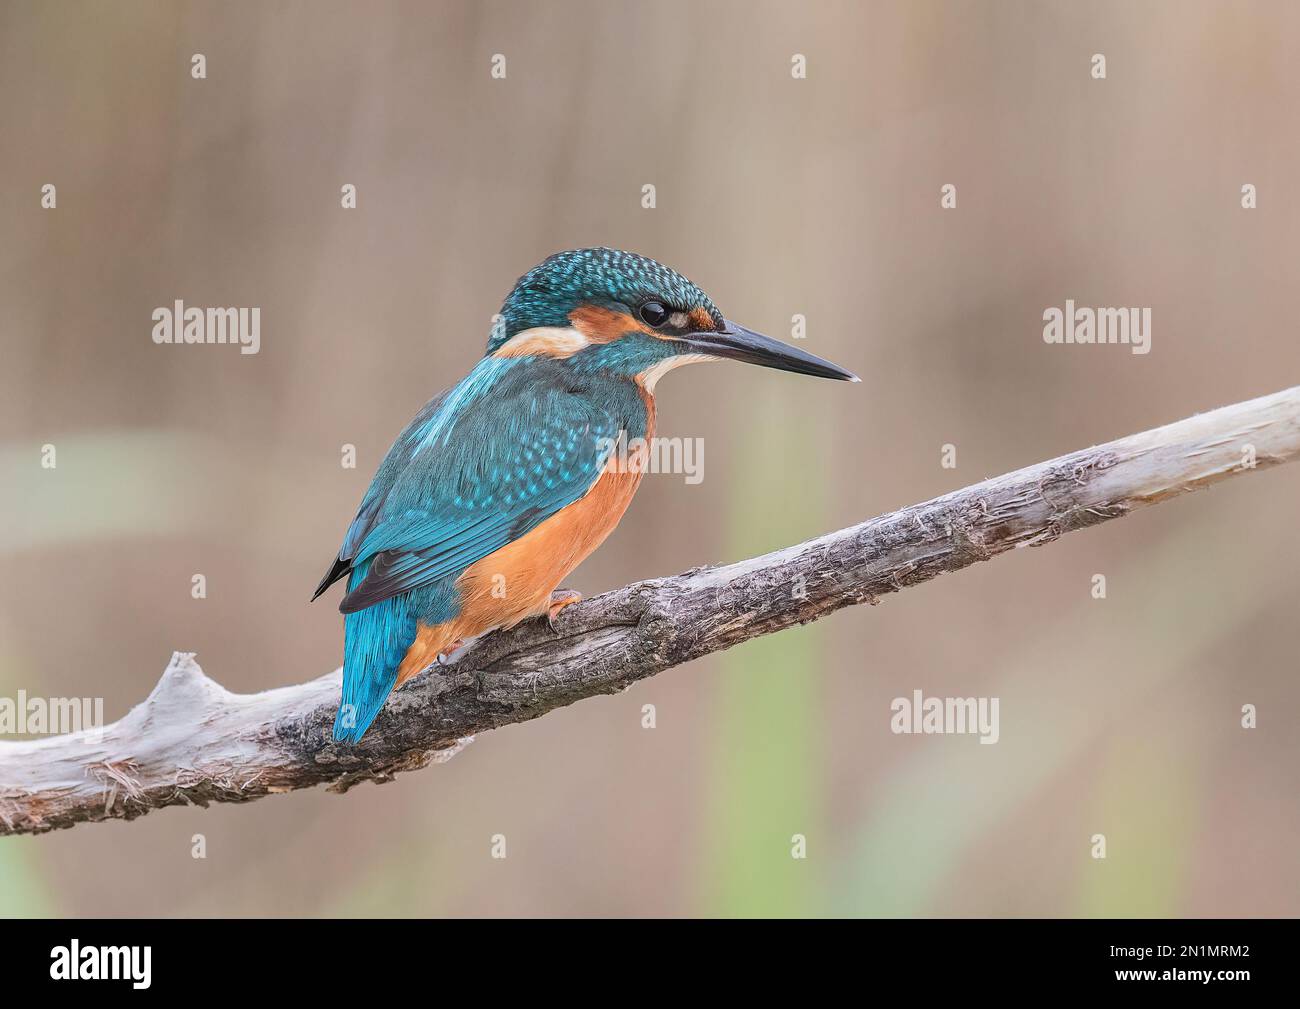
[{"xmin": 1, "ymin": 0, "xmax": 1296, "ymax": 916}]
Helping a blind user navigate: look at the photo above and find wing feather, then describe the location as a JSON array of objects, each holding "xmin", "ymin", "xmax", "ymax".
[{"xmin": 336, "ymin": 362, "xmax": 620, "ymax": 614}]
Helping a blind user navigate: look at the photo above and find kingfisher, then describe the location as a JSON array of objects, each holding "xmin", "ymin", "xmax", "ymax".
[{"xmin": 314, "ymin": 248, "xmax": 857, "ymax": 743}]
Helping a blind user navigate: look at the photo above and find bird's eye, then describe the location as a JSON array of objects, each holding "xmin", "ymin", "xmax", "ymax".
[{"xmin": 639, "ymin": 301, "xmax": 670, "ymax": 328}]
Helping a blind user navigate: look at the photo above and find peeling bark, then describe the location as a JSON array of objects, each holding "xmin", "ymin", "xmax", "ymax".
[{"xmin": 2, "ymin": 385, "xmax": 1298, "ymax": 836}]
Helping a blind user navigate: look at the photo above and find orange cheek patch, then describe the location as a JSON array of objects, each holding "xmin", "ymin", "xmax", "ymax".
[
  {"xmin": 569, "ymin": 304, "xmax": 652, "ymax": 344},
  {"xmin": 688, "ymin": 307, "xmax": 717, "ymax": 331}
]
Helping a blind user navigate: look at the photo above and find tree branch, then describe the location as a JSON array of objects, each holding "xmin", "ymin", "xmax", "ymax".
[{"xmin": 3, "ymin": 385, "xmax": 1298, "ymax": 836}]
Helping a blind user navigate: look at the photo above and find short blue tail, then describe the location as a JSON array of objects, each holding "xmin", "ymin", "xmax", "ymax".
[{"xmin": 332, "ymin": 562, "xmax": 419, "ymax": 744}]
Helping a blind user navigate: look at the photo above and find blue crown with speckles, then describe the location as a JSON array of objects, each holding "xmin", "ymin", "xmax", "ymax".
[{"xmin": 491, "ymin": 248, "xmax": 724, "ymax": 352}]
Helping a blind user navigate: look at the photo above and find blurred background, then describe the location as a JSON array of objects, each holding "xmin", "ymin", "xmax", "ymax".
[{"xmin": 1, "ymin": 0, "xmax": 1297, "ymax": 917}]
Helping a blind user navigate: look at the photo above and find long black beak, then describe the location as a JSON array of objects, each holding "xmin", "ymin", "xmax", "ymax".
[{"xmin": 683, "ymin": 320, "xmax": 859, "ymax": 382}]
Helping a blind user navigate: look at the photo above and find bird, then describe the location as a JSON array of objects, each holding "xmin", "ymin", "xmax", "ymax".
[{"xmin": 314, "ymin": 248, "xmax": 858, "ymax": 743}]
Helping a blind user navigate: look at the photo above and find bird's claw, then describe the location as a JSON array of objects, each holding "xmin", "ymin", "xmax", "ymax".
[
  {"xmin": 436, "ymin": 639, "xmax": 465, "ymax": 666},
  {"xmin": 546, "ymin": 589, "xmax": 582, "ymax": 632}
]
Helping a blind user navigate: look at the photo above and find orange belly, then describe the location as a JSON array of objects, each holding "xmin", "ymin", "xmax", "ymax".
[{"xmin": 394, "ymin": 457, "xmax": 644, "ymax": 686}]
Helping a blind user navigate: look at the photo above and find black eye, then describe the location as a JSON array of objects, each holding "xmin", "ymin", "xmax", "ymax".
[{"xmin": 639, "ymin": 301, "xmax": 670, "ymax": 327}]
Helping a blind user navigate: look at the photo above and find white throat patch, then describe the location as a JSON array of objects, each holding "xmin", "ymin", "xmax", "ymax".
[{"xmin": 637, "ymin": 353, "xmax": 717, "ymax": 393}]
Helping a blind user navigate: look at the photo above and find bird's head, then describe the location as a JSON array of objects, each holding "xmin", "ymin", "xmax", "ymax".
[{"xmin": 489, "ymin": 248, "xmax": 858, "ymax": 389}]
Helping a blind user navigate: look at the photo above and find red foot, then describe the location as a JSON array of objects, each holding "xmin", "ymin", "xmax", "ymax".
[{"xmin": 546, "ymin": 589, "xmax": 583, "ymax": 631}]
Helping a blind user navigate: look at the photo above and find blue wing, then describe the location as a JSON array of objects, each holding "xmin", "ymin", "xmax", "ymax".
[{"xmin": 326, "ymin": 356, "xmax": 625, "ymax": 615}]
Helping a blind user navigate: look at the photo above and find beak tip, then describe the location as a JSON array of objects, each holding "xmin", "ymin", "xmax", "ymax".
[{"xmin": 701, "ymin": 320, "xmax": 860, "ymax": 384}]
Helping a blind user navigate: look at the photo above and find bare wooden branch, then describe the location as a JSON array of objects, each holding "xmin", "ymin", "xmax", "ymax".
[{"xmin": 2, "ymin": 385, "xmax": 1298, "ymax": 836}]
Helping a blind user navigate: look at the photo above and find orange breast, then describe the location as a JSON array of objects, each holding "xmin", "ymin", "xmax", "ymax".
[
  {"xmin": 453, "ymin": 458, "xmax": 644, "ymax": 627},
  {"xmin": 395, "ymin": 398, "xmax": 655, "ymax": 686}
]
